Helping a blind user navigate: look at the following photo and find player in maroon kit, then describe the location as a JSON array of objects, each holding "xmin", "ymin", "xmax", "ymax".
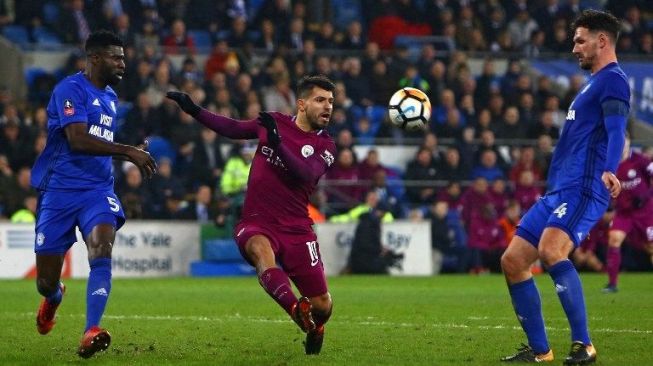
[
  {"xmin": 604, "ymin": 134, "xmax": 653, "ymax": 292},
  {"xmin": 166, "ymin": 75, "xmax": 336, "ymax": 355}
]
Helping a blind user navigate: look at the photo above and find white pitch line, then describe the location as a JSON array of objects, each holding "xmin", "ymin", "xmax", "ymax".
[{"xmin": 8, "ymin": 312, "xmax": 653, "ymax": 335}]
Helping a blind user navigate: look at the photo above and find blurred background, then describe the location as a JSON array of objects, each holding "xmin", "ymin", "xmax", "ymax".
[{"xmin": 0, "ymin": 0, "xmax": 652, "ymax": 278}]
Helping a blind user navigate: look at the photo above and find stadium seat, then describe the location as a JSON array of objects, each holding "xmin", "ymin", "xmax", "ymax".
[
  {"xmin": 33, "ymin": 27, "xmax": 62, "ymax": 48},
  {"xmin": 330, "ymin": 0, "xmax": 363, "ymax": 29},
  {"xmin": 247, "ymin": 0, "xmax": 265, "ymax": 19},
  {"xmin": 145, "ymin": 135, "xmax": 177, "ymax": 164},
  {"xmin": 187, "ymin": 29, "xmax": 212, "ymax": 49},
  {"xmin": 2, "ymin": 25, "xmax": 30, "ymax": 47},
  {"xmin": 42, "ymin": 1, "xmax": 60, "ymax": 26},
  {"xmin": 24, "ymin": 68, "xmax": 49, "ymax": 87}
]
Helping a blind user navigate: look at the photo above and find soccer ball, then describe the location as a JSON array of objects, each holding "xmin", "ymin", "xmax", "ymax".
[{"xmin": 387, "ymin": 87, "xmax": 431, "ymax": 131}]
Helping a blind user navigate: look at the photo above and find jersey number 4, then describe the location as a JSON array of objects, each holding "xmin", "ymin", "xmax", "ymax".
[{"xmin": 553, "ymin": 202, "xmax": 568, "ymax": 218}]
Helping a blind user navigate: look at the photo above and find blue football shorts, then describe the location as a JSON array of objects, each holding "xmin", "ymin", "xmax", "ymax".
[
  {"xmin": 34, "ymin": 189, "xmax": 126, "ymax": 255},
  {"xmin": 516, "ymin": 188, "xmax": 609, "ymax": 247}
]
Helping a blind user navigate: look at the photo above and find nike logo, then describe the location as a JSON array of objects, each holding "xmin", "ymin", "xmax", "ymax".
[{"xmin": 402, "ymin": 106, "xmax": 416, "ymax": 114}]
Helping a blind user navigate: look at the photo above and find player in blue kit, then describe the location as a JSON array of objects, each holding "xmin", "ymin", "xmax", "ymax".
[
  {"xmin": 500, "ymin": 10, "xmax": 628, "ymax": 365},
  {"xmin": 31, "ymin": 30, "xmax": 157, "ymax": 358}
]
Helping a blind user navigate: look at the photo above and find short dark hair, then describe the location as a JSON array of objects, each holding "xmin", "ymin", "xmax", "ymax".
[
  {"xmin": 85, "ymin": 30, "xmax": 124, "ymax": 54},
  {"xmin": 572, "ymin": 9, "xmax": 621, "ymax": 43},
  {"xmin": 297, "ymin": 74, "xmax": 336, "ymax": 98}
]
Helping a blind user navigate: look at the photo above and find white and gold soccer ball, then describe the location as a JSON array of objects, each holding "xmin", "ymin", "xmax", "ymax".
[{"xmin": 387, "ymin": 87, "xmax": 432, "ymax": 131}]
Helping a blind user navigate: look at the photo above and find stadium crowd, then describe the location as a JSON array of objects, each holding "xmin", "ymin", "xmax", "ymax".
[{"xmin": 1, "ymin": 0, "xmax": 652, "ymax": 273}]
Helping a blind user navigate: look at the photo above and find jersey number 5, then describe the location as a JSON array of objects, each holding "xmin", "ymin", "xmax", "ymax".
[{"xmin": 107, "ymin": 197, "xmax": 120, "ymax": 212}]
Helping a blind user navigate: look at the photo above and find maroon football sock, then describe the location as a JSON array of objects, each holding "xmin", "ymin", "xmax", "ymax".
[
  {"xmin": 259, "ymin": 267, "xmax": 297, "ymax": 315},
  {"xmin": 606, "ymin": 247, "xmax": 621, "ymax": 286}
]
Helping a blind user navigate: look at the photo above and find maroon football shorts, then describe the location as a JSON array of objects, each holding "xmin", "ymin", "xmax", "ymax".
[
  {"xmin": 234, "ymin": 220, "xmax": 328, "ymax": 298},
  {"xmin": 611, "ymin": 208, "xmax": 653, "ymax": 250}
]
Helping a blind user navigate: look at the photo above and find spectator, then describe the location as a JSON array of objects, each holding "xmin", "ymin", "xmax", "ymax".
[
  {"xmin": 471, "ymin": 149, "xmax": 504, "ymax": 182},
  {"xmin": 10, "ymin": 194, "xmax": 38, "ymax": 223},
  {"xmin": 188, "ymin": 127, "xmax": 225, "ymax": 189},
  {"xmin": 116, "ymin": 163, "xmax": 152, "ymax": 219},
  {"xmin": 6, "ymin": 167, "xmax": 37, "ymax": 217},
  {"xmin": 149, "ymin": 157, "xmax": 186, "ymax": 218},
  {"xmin": 427, "ymin": 200, "xmax": 467, "ymax": 274},
  {"xmin": 513, "ymin": 170, "xmax": 543, "ymax": 211},
  {"xmin": 347, "ymin": 200, "xmax": 402, "ymax": 274},
  {"xmin": 462, "ymin": 177, "xmax": 504, "ymax": 273},
  {"xmin": 498, "ymin": 199, "xmax": 521, "ymax": 247},
  {"xmin": 404, "ymin": 147, "xmax": 440, "ymax": 207},
  {"xmin": 324, "ymin": 148, "xmax": 362, "ymax": 213},
  {"xmin": 162, "ymin": 19, "xmax": 196, "ymax": 54}
]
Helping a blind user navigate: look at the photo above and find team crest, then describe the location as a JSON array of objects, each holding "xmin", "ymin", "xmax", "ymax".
[
  {"xmin": 301, "ymin": 145, "xmax": 314, "ymax": 158},
  {"xmin": 63, "ymin": 99, "xmax": 74, "ymax": 116}
]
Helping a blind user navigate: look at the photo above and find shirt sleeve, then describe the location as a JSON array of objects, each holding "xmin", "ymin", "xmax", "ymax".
[
  {"xmin": 196, "ymin": 109, "xmax": 259, "ymax": 139},
  {"xmin": 54, "ymin": 80, "xmax": 88, "ymax": 127}
]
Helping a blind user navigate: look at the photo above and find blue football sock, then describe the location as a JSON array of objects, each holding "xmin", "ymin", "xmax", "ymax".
[
  {"xmin": 548, "ymin": 259, "xmax": 591, "ymax": 345},
  {"xmin": 86, "ymin": 258, "xmax": 112, "ymax": 332},
  {"xmin": 508, "ymin": 278, "xmax": 550, "ymax": 354},
  {"xmin": 46, "ymin": 283, "xmax": 63, "ymax": 305}
]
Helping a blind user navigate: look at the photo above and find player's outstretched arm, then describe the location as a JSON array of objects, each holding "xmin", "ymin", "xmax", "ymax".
[
  {"xmin": 602, "ymin": 99, "xmax": 628, "ymax": 198},
  {"xmin": 258, "ymin": 112, "xmax": 333, "ymax": 183},
  {"xmin": 166, "ymin": 91, "xmax": 258, "ymax": 139},
  {"xmin": 65, "ymin": 123, "xmax": 157, "ymax": 178}
]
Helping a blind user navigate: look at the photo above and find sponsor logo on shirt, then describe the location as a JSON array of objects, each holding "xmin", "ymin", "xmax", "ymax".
[
  {"xmin": 63, "ymin": 99, "xmax": 74, "ymax": 116},
  {"xmin": 321, "ymin": 150, "xmax": 334, "ymax": 167},
  {"xmin": 301, "ymin": 145, "xmax": 314, "ymax": 158}
]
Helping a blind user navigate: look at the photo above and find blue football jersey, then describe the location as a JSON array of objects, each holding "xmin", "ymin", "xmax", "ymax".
[
  {"xmin": 31, "ymin": 72, "xmax": 119, "ymax": 191},
  {"xmin": 547, "ymin": 62, "xmax": 630, "ymax": 200}
]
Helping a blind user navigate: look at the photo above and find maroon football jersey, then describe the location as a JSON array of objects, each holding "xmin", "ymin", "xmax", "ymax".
[
  {"xmin": 242, "ymin": 112, "xmax": 336, "ymax": 227},
  {"xmin": 615, "ymin": 152, "xmax": 653, "ymax": 212}
]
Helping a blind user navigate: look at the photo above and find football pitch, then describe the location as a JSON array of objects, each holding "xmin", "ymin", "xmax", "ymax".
[{"xmin": 1, "ymin": 274, "xmax": 651, "ymax": 365}]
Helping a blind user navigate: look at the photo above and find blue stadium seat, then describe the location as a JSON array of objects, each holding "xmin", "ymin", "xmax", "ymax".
[
  {"xmin": 330, "ymin": 0, "xmax": 362, "ymax": 29},
  {"xmin": 247, "ymin": 0, "xmax": 265, "ymax": 19},
  {"xmin": 24, "ymin": 67, "xmax": 49, "ymax": 87},
  {"xmin": 33, "ymin": 27, "xmax": 62, "ymax": 47},
  {"xmin": 145, "ymin": 135, "xmax": 177, "ymax": 164},
  {"xmin": 42, "ymin": 1, "xmax": 60, "ymax": 26},
  {"xmin": 187, "ymin": 29, "xmax": 212, "ymax": 49},
  {"xmin": 190, "ymin": 261, "xmax": 255, "ymax": 277},
  {"xmin": 2, "ymin": 25, "xmax": 30, "ymax": 47},
  {"xmin": 202, "ymin": 238, "xmax": 242, "ymax": 262}
]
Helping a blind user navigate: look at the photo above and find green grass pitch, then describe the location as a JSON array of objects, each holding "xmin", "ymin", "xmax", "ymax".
[{"xmin": 1, "ymin": 273, "xmax": 651, "ymax": 365}]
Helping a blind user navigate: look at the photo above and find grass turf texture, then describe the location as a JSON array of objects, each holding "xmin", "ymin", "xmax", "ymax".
[{"xmin": 1, "ymin": 273, "xmax": 651, "ymax": 365}]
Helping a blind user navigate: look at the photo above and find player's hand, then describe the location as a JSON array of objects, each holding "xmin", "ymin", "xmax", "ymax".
[
  {"xmin": 602, "ymin": 171, "xmax": 621, "ymax": 198},
  {"xmin": 258, "ymin": 112, "xmax": 281, "ymax": 147},
  {"xmin": 165, "ymin": 91, "xmax": 201, "ymax": 117},
  {"xmin": 129, "ymin": 142, "xmax": 157, "ymax": 179}
]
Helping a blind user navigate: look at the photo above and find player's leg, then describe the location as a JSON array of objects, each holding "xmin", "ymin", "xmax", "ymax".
[
  {"xmin": 35, "ymin": 254, "xmax": 66, "ymax": 334},
  {"xmin": 78, "ymin": 221, "xmax": 116, "ymax": 358},
  {"xmin": 34, "ymin": 193, "xmax": 76, "ymax": 335},
  {"xmin": 541, "ymin": 190, "xmax": 604, "ymax": 365},
  {"xmin": 500, "ymin": 236, "xmax": 552, "ymax": 362},
  {"xmin": 244, "ymin": 234, "xmax": 300, "ymax": 317},
  {"xmin": 604, "ymin": 229, "xmax": 626, "ymax": 292}
]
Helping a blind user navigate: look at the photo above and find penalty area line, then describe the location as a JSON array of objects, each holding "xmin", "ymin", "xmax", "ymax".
[{"xmin": 9, "ymin": 312, "xmax": 653, "ymax": 335}]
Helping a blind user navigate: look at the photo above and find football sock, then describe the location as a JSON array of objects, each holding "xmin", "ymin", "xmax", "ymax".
[
  {"xmin": 508, "ymin": 277, "xmax": 550, "ymax": 354},
  {"xmin": 606, "ymin": 247, "xmax": 621, "ymax": 287},
  {"xmin": 85, "ymin": 258, "xmax": 112, "ymax": 332},
  {"xmin": 259, "ymin": 267, "xmax": 297, "ymax": 316},
  {"xmin": 45, "ymin": 283, "xmax": 63, "ymax": 306},
  {"xmin": 548, "ymin": 259, "xmax": 591, "ymax": 345}
]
